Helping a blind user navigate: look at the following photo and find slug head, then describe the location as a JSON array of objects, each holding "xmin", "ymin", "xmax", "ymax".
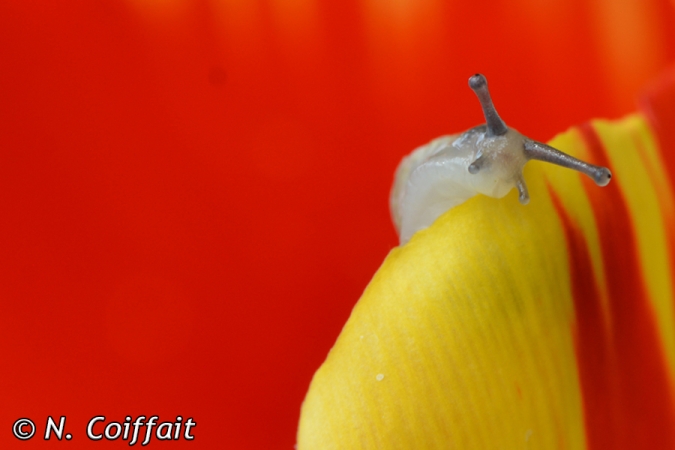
[{"xmin": 465, "ymin": 73, "xmax": 612, "ymax": 203}]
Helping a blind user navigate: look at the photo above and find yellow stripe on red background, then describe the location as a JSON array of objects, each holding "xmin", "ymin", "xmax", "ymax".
[{"xmin": 548, "ymin": 117, "xmax": 675, "ymax": 449}]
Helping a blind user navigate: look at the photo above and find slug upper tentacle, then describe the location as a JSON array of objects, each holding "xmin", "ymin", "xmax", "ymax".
[
  {"xmin": 522, "ymin": 139, "xmax": 612, "ymax": 186},
  {"xmin": 390, "ymin": 73, "xmax": 612, "ymax": 244},
  {"xmin": 468, "ymin": 73, "xmax": 508, "ymax": 137}
]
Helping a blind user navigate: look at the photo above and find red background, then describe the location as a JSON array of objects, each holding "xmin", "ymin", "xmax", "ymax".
[{"xmin": 1, "ymin": 0, "xmax": 674, "ymax": 448}]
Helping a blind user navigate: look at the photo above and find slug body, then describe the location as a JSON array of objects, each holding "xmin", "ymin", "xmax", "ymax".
[
  {"xmin": 391, "ymin": 74, "xmax": 612, "ymax": 245},
  {"xmin": 392, "ymin": 126, "xmax": 528, "ymax": 244}
]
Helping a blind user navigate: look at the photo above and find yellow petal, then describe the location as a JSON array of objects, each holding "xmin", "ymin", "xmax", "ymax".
[{"xmin": 298, "ymin": 113, "xmax": 675, "ymax": 448}]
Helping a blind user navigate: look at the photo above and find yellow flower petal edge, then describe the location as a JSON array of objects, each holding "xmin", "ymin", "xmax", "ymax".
[{"xmin": 297, "ymin": 113, "xmax": 675, "ymax": 449}]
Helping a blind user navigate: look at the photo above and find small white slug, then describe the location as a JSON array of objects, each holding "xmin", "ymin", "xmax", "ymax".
[{"xmin": 390, "ymin": 74, "xmax": 612, "ymax": 245}]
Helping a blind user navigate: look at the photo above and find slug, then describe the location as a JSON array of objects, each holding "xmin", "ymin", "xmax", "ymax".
[{"xmin": 390, "ymin": 74, "xmax": 612, "ymax": 244}]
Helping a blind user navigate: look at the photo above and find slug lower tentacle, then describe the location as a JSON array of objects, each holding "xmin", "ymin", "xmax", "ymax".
[{"xmin": 390, "ymin": 73, "xmax": 612, "ymax": 245}]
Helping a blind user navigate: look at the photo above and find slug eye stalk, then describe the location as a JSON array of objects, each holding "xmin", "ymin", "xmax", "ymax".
[
  {"xmin": 523, "ymin": 139, "xmax": 612, "ymax": 186},
  {"xmin": 468, "ymin": 74, "xmax": 508, "ymax": 137}
]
